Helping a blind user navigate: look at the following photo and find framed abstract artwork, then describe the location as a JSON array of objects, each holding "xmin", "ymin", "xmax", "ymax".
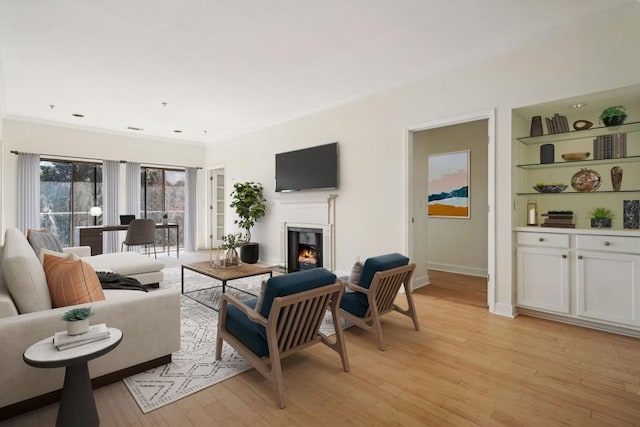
[{"xmin": 428, "ymin": 150, "xmax": 470, "ymax": 218}]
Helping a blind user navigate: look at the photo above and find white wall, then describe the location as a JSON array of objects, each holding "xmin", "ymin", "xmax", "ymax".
[
  {"xmin": 1, "ymin": 119, "xmax": 207, "ymax": 245},
  {"xmin": 413, "ymin": 120, "xmax": 488, "ymax": 278},
  {"xmin": 203, "ymin": 3, "xmax": 640, "ymax": 315}
]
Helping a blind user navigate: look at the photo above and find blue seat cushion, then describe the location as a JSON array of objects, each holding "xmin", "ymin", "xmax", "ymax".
[
  {"xmin": 257, "ymin": 268, "xmax": 337, "ymax": 339},
  {"xmin": 340, "ymin": 292, "xmax": 368, "ymax": 318},
  {"xmin": 355, "ymin": 253, "xmax": 410, "ymax": 305},
  {"xmin": 223, "ymin": 297, "xmax": 269, "ymax": 357}
]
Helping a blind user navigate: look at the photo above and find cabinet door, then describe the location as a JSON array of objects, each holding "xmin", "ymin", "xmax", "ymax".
[
  {"xmin": 516, "ymin": 246, "xmax": 569, "ymax": 314},
  {"xmin": 576, "ymin": 251, "xmax": 640, "ymax": 327}
]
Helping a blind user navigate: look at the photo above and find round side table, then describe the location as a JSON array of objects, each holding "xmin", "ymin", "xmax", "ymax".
[{"xmin": 23, "ymin": 328, "xmax": 123, "ymax": 427}]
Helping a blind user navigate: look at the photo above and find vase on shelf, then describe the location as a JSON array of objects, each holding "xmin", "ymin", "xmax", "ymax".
[{"xmin": 611, "ymin": 166, "xmax": 623, "ymax": 192}]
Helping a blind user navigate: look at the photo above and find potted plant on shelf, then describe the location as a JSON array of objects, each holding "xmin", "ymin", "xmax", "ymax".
[
  {"xmin": 220, "ymin": 232, "xmax": 244, "ymax": 267},
  {"xmin": 588, "ymin": 206, "xmax": 614, "ymax": 228},
  {"xmin": 229, "ymin": 182, "xmax": 267, "ymax": 264},
  {"xmin": 62, "ymin": 306, "xmax": 93, "ymax": 336},
  {"xmin": 599, "ymin": 106, "xmax": 627, "ymax": 127}
]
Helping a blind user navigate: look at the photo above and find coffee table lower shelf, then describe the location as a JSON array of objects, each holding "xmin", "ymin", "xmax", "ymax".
[{"xmin": 181, "ymin": 262, "xmax": 273, "ymax": 311}]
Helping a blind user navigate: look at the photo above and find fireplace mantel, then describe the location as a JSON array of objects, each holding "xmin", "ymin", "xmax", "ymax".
[{"xmin": 277, "ymin": 195, "xmax": 336, "ymax": 271}]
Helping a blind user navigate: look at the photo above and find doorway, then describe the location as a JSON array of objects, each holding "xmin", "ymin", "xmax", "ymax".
[
  {"xmin": 208, "ymin": 167, "xmax": 225, "ymax": 250},
  {"xmin": 405, "ymin": 110, "xmax": 495, "ymax": 312}
]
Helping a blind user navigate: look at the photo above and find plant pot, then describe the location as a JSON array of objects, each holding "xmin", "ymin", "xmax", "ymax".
[
  {"xmin": 240, "ymin": 242, "xmax": 259, "ymax": 264},
  {"xmin": 66, "ymin": 318, "xmax": 89, "ymax": 336},
  {"xmin": 224, "ymin": 248, "xmax": 240, "ymax": 267},
  {"xmin": 591, "ymin": 218, "xmax": 612, "ymax": 228},
  {"xmin": 602, "ymin": 115, "xmax": 627, "ymax": 127}
]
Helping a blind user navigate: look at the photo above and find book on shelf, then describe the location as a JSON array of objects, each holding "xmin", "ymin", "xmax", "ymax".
[
  {"xmin": 541, "ymin": 223, "xmax": 576, "ymax": 228},
  {"xmin": 54, "ymin": 323, "xmax": 110, "ymax": 351}
]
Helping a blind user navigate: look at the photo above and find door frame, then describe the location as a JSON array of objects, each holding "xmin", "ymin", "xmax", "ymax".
[{"xmin": 404, "ymin": 109, "xmax": 496, "ymax": 312}]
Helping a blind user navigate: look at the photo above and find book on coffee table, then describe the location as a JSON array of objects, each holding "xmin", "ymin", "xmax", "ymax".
[{"xmin": 54, "ymin": 323, "xmax": 111, "ymax": 351}]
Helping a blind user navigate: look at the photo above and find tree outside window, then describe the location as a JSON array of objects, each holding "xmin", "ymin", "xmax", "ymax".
[
  {"xmin": 142, "ymin": 168, "xmax": 185, "ymax": 248},
  {"xmin": 40, "ymin": 161, "xmax": 102, "ymax": 246}
]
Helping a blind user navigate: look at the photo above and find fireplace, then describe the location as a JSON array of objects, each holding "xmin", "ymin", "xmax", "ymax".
[{"xmin": 287, "ymin": 227, "xmax": 323, "ymax": 272}]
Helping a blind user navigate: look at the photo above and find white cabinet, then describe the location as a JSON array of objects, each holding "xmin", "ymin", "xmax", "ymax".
[
  {"xmin": 575, "ymin": 235, "xmax": 640, "ymax": 327},
  {"xmin": 516, "ymin": 229, "xmax": 640, "ymax": 333},
  {"xmin": 516, "ymin": 232, "xmax": 569, "ymax": 314}
]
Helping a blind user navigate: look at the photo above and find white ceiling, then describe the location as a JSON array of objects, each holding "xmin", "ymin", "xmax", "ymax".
[{"xmin": 0, "ymin": 0, "xmax": 634, "ymax": 145}]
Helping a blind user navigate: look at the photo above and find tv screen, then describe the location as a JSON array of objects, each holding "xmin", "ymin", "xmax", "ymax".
[{"xmin": 275, "ymin": 142, "xmax": 338, "ymax": 192}]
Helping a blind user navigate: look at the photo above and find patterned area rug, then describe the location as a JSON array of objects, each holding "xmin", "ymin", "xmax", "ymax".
[{"xmin": 123, "ymin": 265, "xmax": 339, "ymax": 413}]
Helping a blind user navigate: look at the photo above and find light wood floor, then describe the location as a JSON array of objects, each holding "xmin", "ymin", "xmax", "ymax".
[{"xmin": 3, "ymin": 271, "xmax": 640, "ymax": 426}]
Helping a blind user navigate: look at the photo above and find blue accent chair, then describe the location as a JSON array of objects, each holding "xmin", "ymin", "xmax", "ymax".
[
  {"xmin": 340, "ymin": 253, "xmax": 419, "ymax": 350},
  {"xmin": 215, "ymin": 268, "xmax": 350, "ymax": 408}
]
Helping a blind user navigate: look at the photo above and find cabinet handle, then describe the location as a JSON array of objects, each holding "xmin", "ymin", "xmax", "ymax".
[
  {"xmin": 561, "ymin": 254, "xmax": 567, "ymax": 259},
  {"xmin": 578, "ymin": 255, "xmax": 583, "ymax": 260},
  {"xmin": 604, "ymin": 241, "xmax": 611, "ymax": 246},
  {"xmin": 538, "ymin": 238, "xmax": 544, "ymax": 242}
]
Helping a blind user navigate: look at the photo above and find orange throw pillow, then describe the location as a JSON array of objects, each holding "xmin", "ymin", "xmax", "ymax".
[{"xmin": 43, "ymin": 254, "xmax": 106, "ymax": 308}]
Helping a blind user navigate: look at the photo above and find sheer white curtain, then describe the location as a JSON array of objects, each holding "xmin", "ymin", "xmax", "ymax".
[
  {"xmin": 184, "ymin": 167, "xmax": 197, "ymax": 252},
  {"xmin": 102, "ymin": 160, "xmax": 120, "ymax": 253},
  {"xmin": 125, "ymin": 162, "xmax": 141, "ymax": 218},
  {"xmin": 17, "ymin": 153, "xmax": 41, "ymax": 232}
]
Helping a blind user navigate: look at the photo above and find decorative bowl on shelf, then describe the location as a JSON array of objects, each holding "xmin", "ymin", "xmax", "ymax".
[
  {"xmin": 533, "ymin": 184, "xmax": 568, "ymax": 193},
  {"xmin": 561, "ymin": 152, "xmax": 590, "ymax": 161},
  {"xmin": 571, "ymin": 168, "xmax": 601, "ymax": 192}
]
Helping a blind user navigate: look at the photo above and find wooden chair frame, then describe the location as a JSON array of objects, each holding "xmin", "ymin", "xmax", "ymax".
[
  {"xmin": 340, "ymin": 263, "xmax": 419, "ymax": 351},
  {"xmin": 215, "ymin": 282, "xmax": 350, "ymax": 409}
]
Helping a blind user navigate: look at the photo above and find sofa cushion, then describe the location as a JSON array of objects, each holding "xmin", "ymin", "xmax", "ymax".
[
  {"xmin": 43, "ymin": 254, "xmax": 106, "ymax": 308},
  {"xmin": 0, "ymin": 245, "xmax": 19, "ymax": 318},
  {"xmin": 2, "ymin": 228, "xmax": 52, "ymax": 313},
  {"xmin": 83, "ymin": 252, "xmax": 164, "ymax": 275},
  {"xmin": 340, "ymin": 292, "xmax": 368, "ymax": 318},
  {"xmin": 38, "ymin": 248, "xmax": 76, "ymax": 264},
  {"xmin": 26, "ymin": 228, "xmax": 63, "ymax": 255}
]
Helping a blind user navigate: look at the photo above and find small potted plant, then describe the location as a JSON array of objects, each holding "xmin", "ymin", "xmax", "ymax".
[
  {"xmin": 588, "ymin": 206, "xmax": 614, "ymax": 228},
  {"xmin": 229, "ymin": 182, "xmax": 267, "ymax": 264},
  {"xmin": 162, "ymin": 212, "xmax": 169, "ymax": 224},
  {"xmin": 62, "ymin": 306, "xmax": 93, "ymax": 335},
  {"xmin": 599, "ymin": 106, "xmax": 627, "ymax": 127},
  {"xmin": 220, "ymin": 232, "xmax": 244, "ymax": 267}
]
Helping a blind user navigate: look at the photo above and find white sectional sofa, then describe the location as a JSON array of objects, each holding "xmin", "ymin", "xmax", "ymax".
[{"xmin": 0, "ymin": 227, "xmax": 181, "ymax": 419}]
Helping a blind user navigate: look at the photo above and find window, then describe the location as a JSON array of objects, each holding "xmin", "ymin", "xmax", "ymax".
[
  {"xmin": 141, "ymin": 167, "xmax": 185, "ymax": 248},
  {"xmin": 40, "ymin": 161, "xmax": 102, "ymax": 246}
]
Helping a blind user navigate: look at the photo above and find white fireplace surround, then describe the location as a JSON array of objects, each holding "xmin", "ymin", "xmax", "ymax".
[{"xmin": 278, "ymin": 196, "xmax": 336, "ymax": 271}]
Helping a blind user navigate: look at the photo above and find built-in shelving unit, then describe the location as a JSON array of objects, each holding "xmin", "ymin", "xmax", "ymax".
[{"xmin": 516, "ymin": 121, "xmax": 640, "ymax": 145}]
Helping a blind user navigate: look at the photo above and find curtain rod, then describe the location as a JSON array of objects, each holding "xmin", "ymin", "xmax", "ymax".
[{"xmin": 10, "ymin": 150, "xmax": 202, "ymax": 169}]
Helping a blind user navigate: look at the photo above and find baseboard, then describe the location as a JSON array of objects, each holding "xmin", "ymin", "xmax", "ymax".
[
  {"xmin": 0, "ymin": 354, "xmax": 172, "ymax": 421},
  {"xmin": 492, "ymin": 302, "xmax": 516, "ymax": 318},
  {"xmin": 428, "ymin": 262, "xmax": 487, "ymax": 277},
  {"xmin": 517, "ymin": 308, "xmax": 640, "ymax": 338},
  {"xmin": 412, "ymin": 273, "xmax": 430, "ymax": 290}
]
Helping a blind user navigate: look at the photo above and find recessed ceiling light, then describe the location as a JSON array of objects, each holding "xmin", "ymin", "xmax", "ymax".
[
  {"xmin": 127, "ymin": 126, "xmax": 144, "ymax": 131},
  {"xmin": 162, "ymin": 102, "xmax": 167, "ymax": 107},
  {"xmin": 173, "ymin": 130, "xmax": 182, "ymax": 133},
  {"xmin": 49, "ymin": 104, "xmax": 55, "ymax": 109},
  {"xmin": 72, "ymin": 113, "xmax": 84, "ymax": 118},
  {"xmin": 570, "ymin": 103, "xmax": 587, "ymax": 109}
]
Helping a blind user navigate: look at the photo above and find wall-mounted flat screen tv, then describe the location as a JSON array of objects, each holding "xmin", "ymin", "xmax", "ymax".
[{"xmin": 275, "ymin": 142, "xmax": 338, "ymax": 192}]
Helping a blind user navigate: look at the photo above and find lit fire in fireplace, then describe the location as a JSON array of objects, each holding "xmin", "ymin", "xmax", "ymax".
[{"xmin": 298, "ymin": 247, "xmax": 317, "ymax": 265}]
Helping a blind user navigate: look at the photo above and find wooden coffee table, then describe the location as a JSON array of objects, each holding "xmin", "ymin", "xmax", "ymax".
[{"xmin": 181, "ymin": 262, "xmax": 273, "ymax": 309}]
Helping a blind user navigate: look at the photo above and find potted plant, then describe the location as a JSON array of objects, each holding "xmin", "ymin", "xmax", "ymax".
[
  {"xmin": 62, "ymin": 306, "xmax": 93, "ymax": 335},
  {"xmin": 588, "ymin": 206, "xmax": 614, "ymax": 228},
  {"xmin": 229, "ymin": 182, "xmax": 267, "ymax": 264},
  {"xmin": 162, "ymin": 212, "xmax": 169, "ymax": 224},
  {"xmin": 220, "ymin": 232, "xmax": 244, "ymax": 266},
  {"xmin": 599, "ymin": 106, "xmax": 627, "ymax": 127}
]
